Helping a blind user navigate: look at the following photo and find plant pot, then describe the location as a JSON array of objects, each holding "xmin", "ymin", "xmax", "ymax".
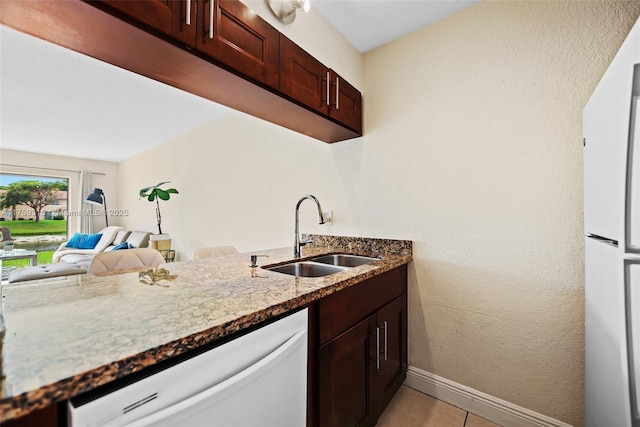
[{"xmin": 149, "ymin": 234, "xmax": 171, "ymax": 251}]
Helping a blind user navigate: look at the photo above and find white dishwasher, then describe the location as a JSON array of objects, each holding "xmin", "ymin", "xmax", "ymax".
[{"xmin": 68, "ymin": 308, "xmax": 308, "ymax": 427}]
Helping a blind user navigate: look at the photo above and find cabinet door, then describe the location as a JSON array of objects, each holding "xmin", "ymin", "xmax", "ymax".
[
  {"xmin": 279, "ymin": 35, "xmax": 329, "ymax": 115},
  {"xmin": 170, "ymin": 0, "xmax": 197, "ymax": 47},
  {"xmin": 99, "ymin": 0, "xmax": 172, "ymax": 33},
  {"xmin": 373, "ymin": 294, "xmax": 408, "ymax": 418},
  {"xmin": 97, "ymin": 0, "xmax": 196, "ymax": 46},
  {"xmin": 319, "ymin": 315, "xmax": 377, "ymax": 427},
  {"xmin": 198, "ymin": 0, "xmax": 279, "ymax": 88},
  {"xmin": 329, "ymin": 70, "xmax": 363, "ymax": 133}
]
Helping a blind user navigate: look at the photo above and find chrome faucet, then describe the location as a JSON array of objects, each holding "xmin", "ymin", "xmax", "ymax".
[{"xmin": 294, "ymin": 195, "xmax": 325, "ymax": 258}]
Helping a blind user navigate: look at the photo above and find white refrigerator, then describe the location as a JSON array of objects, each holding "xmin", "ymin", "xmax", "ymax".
[{"xmin": 584, "ymin": 17, "xmax": 640, "ymax": 427}]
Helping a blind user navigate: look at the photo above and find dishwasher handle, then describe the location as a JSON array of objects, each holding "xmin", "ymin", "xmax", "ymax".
[{"xmin": 127, "ymin": 329, "xmax": 307, "ymax": 426}]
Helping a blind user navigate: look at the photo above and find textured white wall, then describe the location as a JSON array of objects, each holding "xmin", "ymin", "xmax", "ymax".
[
  {"xmin": 116, "ymin": 1, "xmax": 640, "ymax": 426},
  {"xmin": 118, "ymin": 113, "xmax": 349, "ymax": 254},
  {"xmin": 362, "ymin": 2, "xmax": 640, "ymax": 425}
]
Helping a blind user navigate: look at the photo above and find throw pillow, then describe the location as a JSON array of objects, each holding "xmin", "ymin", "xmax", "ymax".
[
  {"xmin": 66, "ymin": 233, "xmax": 103, "ymax": 249},
  {"xmin": 112, "ymin": 242, "xmax": 129, "ymax": 250},
  {"xmin": 112, "ymin": 230, "xmax": 131, "ymax": 245}
]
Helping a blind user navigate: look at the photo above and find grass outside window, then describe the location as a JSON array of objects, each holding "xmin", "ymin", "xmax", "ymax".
[
  {"xmin": 2, "ymin": 251, "xmax": 55, "ymax": 267},
  {"xmin": 1, "ymin": 219, "xmax": 67, "ymax": 236},
  {"xmin": 1, "ymin": 220, "xmax": 67, "ymax": 266}
]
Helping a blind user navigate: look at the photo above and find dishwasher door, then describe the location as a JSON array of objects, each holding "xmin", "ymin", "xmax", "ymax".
[{"xmin": 68, "ymin": 308, "xmax": 308, "ymax": 427}]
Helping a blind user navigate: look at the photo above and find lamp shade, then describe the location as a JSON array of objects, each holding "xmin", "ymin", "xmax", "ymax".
[
  {"xmin": 85, "ymin": 188, "xmax": 105, "ymax": 206},
  {"xmin": 85, "ymin": 188, "xmax": 108, "ymax": 226}
]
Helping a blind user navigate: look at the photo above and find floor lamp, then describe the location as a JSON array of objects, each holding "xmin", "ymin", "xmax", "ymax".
[{"xmin": 85, "ymin": 188, "xmax": 108, "ymax": 227}]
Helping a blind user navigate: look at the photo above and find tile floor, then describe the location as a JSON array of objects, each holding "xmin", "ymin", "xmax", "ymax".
[{"xmin": 377, "ymin": 385, "xmax": 502, "ymax": 427}]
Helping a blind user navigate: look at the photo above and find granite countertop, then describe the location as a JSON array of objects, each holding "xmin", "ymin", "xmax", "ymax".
[{"xmin": 0, "ymin": 235, "xmax": 411, "ymax": 421}]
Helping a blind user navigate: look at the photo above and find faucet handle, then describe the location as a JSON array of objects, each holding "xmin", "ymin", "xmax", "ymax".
[{"xmin": 250, "ymin": 254, "xmax": 269, "ymax": 268}]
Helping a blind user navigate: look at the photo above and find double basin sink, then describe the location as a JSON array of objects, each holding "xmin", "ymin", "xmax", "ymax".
[{"xmin": 264, "ymin": 254, "xmax": 380, "ymax": 278}]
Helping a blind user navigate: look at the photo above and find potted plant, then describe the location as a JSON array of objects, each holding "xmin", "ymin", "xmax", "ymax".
[{"xmin": 139, "ymin": 181, "xmax": 179, "ymax": 253}]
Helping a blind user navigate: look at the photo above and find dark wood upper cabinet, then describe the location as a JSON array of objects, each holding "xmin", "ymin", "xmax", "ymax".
[
  {"xmin": 96, "ymin": 0, "xmax": 197, "ymax": 47},
  {"xmin": 198, "ymin": 0, "xmax": 279, "ymax": 88},
  {"xmin": 98, "ymin": 0, "xmax": 173, "ymax": 34},
  {"xmin": 3, "ymin": 0, "xmax": 361, "ymax": 143},
  {"xmin": 280, "ymin": 35, "xmax": 363, "ymax": 133},
  {"xmin": 99, "ymin": 0, "xmax": 279, "ymax": 88},
  {"xmin": 279, "ymin": 35, "xmax": 329, "ymax": 115},
  {"xmin": 329, "ymin": 69, "xmax": 363, "ymax": 133},
  {"xmin": 171, "ymin": 0, "xmax": 198, "ymax": 47}
]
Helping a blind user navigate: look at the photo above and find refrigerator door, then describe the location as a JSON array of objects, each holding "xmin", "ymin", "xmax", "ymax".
[
  {"xmin": 585, "ymin": 237, "xmax": 631, "ymax": 427},
  {"xmin": 584, "ymin": 19, "xmax": 640, "ymax": 242},
  {"xmin": 627, "ymin": 85, "xmax": 640, "ymax": 252},
  {"xmin": 626, "ymin": 258, "xmax": 640, "ymax": 427}
]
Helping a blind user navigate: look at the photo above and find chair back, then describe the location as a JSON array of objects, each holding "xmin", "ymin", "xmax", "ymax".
[
  {"xmin": 88, "ymin": 248, "xmax": 165, "ymax": 275},
  {"xmin": 0, "ymin": 227, "xmax": 14, "ymax": 243}
]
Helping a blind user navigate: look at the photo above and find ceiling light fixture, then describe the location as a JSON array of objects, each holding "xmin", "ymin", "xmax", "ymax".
[{"xmin": 265, "ymin": 0, "xmax": 310, "ymax": 24}]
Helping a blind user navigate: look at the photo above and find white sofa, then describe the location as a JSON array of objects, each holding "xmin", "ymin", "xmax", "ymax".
[
  {"xmin": 52, "ymin": 226, "xmax": 151, "ymax": 268},
  {"xmin": 7, "ymin": 230, "xmax": 157, "ymax": 283}
]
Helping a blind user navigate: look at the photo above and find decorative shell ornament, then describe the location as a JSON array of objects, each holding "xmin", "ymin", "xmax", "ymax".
[{"xmin": 139, "ymin": 267, "xmax": 178, "ymax": 287}]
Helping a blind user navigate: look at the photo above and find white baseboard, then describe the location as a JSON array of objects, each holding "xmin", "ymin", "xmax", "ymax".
[{"xmin": 404, "ymin": 366, "xmax": 573, "ymax": 427}]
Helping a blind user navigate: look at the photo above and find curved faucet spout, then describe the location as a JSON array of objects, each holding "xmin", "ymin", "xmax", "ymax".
[{"xmin": 294, "ymin": 195, "xmax": 325, "ymax": 258}]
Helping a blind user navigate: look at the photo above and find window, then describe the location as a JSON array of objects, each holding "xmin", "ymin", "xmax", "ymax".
[{"xmin": 0, "ymin": 173, "xmax": 69, "ymax": 266}]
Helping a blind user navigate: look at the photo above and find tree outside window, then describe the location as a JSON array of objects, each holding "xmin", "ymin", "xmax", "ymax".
[{"xmin": 0, "ymin": 180, "xmax": 67, "ymax": 222}]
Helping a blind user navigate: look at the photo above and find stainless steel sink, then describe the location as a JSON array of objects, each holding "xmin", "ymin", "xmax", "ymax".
[
  {"xmin": 310, "ymin": 254, "xmax": 380, "ymax": 267},
  {"xmin": 265, "ymin": 261, "xmax": 347, "ymax": 278}
]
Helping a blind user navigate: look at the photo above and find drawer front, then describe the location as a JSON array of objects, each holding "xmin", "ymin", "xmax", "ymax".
[
  {"xmin": 367, "ymin": 265, "xmax": 407, "ymax": 313},
  {"xmin": 319, "ymin": 280, "xmax": 367, "ymax": 346}
]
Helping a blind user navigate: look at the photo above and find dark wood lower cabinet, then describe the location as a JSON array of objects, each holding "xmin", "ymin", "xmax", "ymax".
[
  {"xmin": 317, "ymin": 295, "xmax": 407, "ymax": 427},
  {"xmin": 316, "ymin": 265, "xmax": 408, "ymax": 427},
  {"xmin": 0, "ymin": 403, "xmax": 61, "ymax": 427},
  {"xmin": 372, "ymin": 295, "xmax": 408, "ymax": 420},
  {"xmin": 319, "ymin": 315, "xmax": 377, "ymax": 427}
]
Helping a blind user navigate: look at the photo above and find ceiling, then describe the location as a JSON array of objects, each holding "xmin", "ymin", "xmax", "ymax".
[
  {"xmin": 313, "ymin": 0, "xmax": 479, "ymax": 53},
  {"xmin": 0, "ymin": 0, "xmax": 479, "ymax": 163}
]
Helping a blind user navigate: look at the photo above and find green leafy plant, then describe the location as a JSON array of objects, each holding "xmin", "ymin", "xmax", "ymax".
[{"xmin": 139, "ymin": 181, "xmax": 179, "ymax": 235}]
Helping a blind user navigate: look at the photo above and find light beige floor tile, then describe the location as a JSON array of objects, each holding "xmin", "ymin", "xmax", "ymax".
[
  {"xmin": 464, "ymin": 413, "xmax": 502, "ymax": 427},
  {"xmin": 377, "ymin": 385, "xmax": 467, "ymax": 427}
]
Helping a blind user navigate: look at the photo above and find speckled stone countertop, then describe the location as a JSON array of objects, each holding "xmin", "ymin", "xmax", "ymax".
[{"xmin": 0, "ymin": 235, "xmax": 411, "ymax": 421}]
